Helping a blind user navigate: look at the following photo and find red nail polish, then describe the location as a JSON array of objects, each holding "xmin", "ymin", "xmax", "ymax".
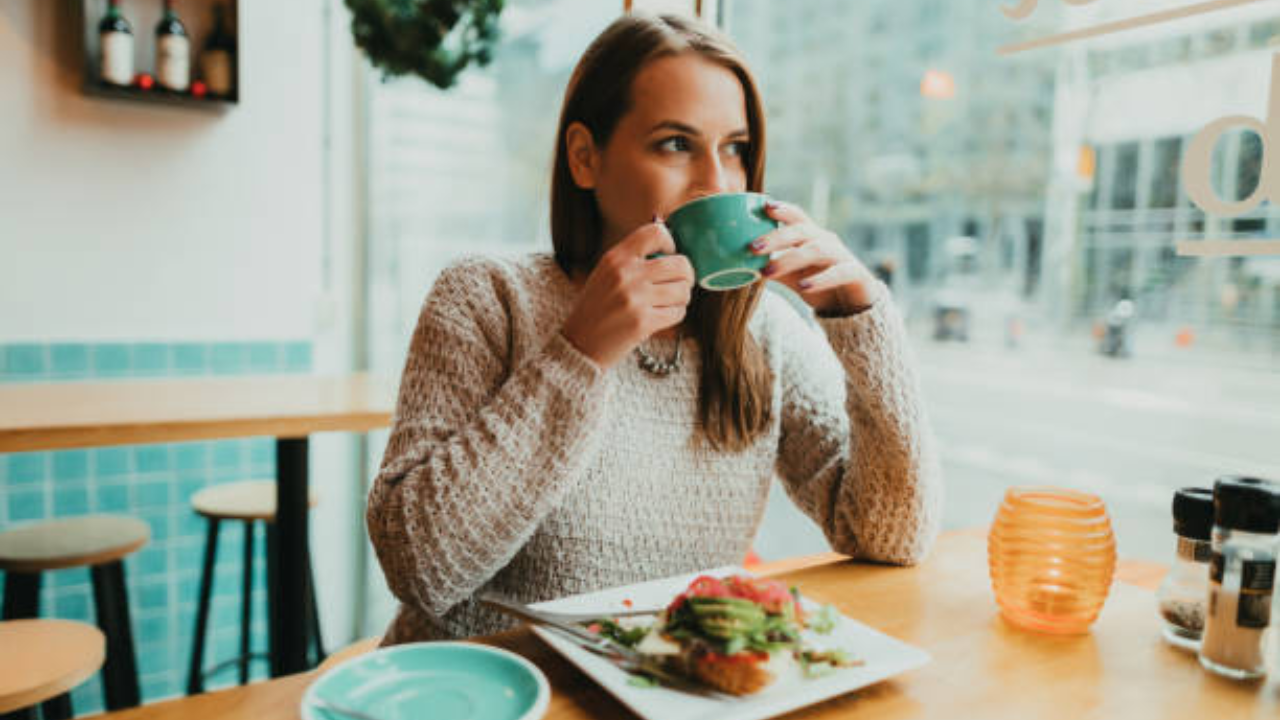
[
  {"xmin": 762, "ymin": 264, "xmax": 776, "ymax": 276},
  {"xmin": 798, "ymin": 279, "xmax": 812, "ymax": 289}
]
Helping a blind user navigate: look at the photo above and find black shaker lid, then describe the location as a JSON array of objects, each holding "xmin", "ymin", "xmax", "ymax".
[
  {"xmin": 1172, "ymin": 487, "xmax": 1214, "ymax": 540},
  {"xmin": 1213, "ymin": 476, "xmax": 1280, "ymax": 534}
]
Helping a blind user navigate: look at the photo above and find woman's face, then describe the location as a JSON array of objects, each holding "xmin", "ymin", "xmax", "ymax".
[{"xmin": 568, "ymin": 53, "xmax": 752, "ymax": 250}]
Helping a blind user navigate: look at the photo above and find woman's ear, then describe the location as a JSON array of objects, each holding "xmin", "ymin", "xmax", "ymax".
[{"xmin": 565, "ymin": 122, "xmax": 599, "ymax": 190}]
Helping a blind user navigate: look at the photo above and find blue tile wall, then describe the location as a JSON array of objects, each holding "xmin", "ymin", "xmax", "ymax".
[{"xmin": 0, "ymin": 341, "xmax": 312, "ymax": 716}]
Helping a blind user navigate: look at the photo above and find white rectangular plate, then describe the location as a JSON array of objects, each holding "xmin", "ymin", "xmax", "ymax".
[{"xmin": 530, "ymin": 566, "xmax": 930, "ymax": 720}]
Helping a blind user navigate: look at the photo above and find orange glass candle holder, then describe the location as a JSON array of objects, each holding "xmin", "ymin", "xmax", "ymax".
[{"xmin": 988, "ymin": 486, "xmax": 1117, "ymax": 634}]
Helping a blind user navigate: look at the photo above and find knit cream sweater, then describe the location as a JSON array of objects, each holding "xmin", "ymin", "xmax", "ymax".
[{"xmin": 367, "ymin": 253, "xmax": 942, "ymax": 644}]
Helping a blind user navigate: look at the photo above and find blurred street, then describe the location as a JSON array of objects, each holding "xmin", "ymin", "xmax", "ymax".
[{"xmin": 753, "ymin": 325, "xmax": 1280, "ymax": 564}]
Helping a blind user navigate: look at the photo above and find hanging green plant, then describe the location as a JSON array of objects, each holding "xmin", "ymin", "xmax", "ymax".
[{"xmin": 345, "ymin": 0, "xmax": 506, "ymax": 89}]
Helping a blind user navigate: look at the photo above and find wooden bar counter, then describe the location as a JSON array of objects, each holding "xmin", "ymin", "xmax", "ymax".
[{"xmin": 0, "ymin": 374, "xmax": 397, "ymax": 677}]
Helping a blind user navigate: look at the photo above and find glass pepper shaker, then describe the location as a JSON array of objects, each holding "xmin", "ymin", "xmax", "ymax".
[
  {"xmin": 1198, "ymin": 476, "xmax": 1280, "ymax": 680},
  {"xmin": 1156, "ymin": 487, "xmax": 1213, "ymax": 649}
]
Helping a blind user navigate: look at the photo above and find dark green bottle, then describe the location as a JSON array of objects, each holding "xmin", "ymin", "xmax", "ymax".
[
  {"xmin": 98, "ymin": 0, "xmax": 134, "ymax": 86},
  {"xmin": 155, "ymin": 0, "xmax": 190, "ymax": 91}
]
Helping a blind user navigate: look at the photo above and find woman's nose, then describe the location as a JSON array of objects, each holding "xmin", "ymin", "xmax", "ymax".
[{"xmin": 692, "ymin": 150, "xmax": 730, "ymax": 195}]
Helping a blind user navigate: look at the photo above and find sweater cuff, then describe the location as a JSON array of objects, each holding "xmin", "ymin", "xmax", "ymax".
[
  {"xmin": 816, "ymin": 295, "xmax": 901, "ymax": 359},
  {"xmin": 814, "ymin": 297, "xmax": 916, "ymax": 402},
  {"xmin": 544, "ymin": 330, "xmax": 607, "ymax": 393},
  {"xmin": 529, "ymin": 331, "xmax": 612, "ymax": 450}
]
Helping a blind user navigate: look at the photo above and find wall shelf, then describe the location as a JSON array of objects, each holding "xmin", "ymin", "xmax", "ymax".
[
  {"xmin": 79, "ymin": 0, "xmax": 239, "ymax": 110},
  {"xmin": 82, "ymin": 80, "xmax": 234, "ymax": 109}
]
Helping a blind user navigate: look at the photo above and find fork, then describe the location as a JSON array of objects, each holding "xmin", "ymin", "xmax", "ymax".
[
  {"xmin": 529, "ymin": 604, "xmax": 665, "ymax": 624},
  {"xmin": 476, "ymin": 591, "xmax": 663, "ymax": 625},
  {"xmin": 479, "ymin": 593, "xmax": 730, "ymax": 699}
]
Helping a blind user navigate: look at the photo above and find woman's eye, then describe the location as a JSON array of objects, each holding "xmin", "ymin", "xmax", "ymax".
[
  {"xmin": 725, "ymin": 141, "xmax": 750, "ymax": 158},
  {"xmin": 658, "ymin": 136, "xmax": 691, "ymax": 153}
]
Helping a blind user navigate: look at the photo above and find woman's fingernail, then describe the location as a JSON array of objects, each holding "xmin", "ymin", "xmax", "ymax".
[
  {"xmin": 762, "ymin": 263, "xmax": 776, "ymax": 276},
  {"xmin": 798, "ymin": 279, "xmax": 812, "ymax": 290},
  {"xmin": 750, "ymin": 239, "xmax": 766, "ymax": 252}
]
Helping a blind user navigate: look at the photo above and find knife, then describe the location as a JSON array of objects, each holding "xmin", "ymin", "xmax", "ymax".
[{"xmin": 476, "ymin": 592, "xmax": 728, "ymax": 698}]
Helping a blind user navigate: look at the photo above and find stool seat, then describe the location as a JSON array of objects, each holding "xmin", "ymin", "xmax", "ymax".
[
  {"xmin": 0, "ymin": 516, "xmax": 150, "ymax": 573},
  {"xmin": 0, "ymin": 619, "xmax": 105, "ymax": 714},
  {"xmin": 191, "ymin": 480, "xmax": 318, "ymax": 522}
]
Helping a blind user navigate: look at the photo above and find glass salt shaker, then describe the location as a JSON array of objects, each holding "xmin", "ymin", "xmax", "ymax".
[
  {"xmin": 1198, "ymin": 476, "xmax": 1280, "ymax": 680},
  {"xmin": 1156, "ymin": 487, "xmax": 1213, "ymax": 649}
]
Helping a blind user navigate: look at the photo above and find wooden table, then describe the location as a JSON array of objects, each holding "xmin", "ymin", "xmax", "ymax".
[
  {"xmin": 84, "ymin": 530, "xmax": 1279, "ymax": 720},
  {"xmin": 0, "ymin": 374, "xmax": 396, "ymax": 679}
]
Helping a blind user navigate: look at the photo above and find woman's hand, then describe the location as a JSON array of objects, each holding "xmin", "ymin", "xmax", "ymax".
[
  {"xmin": 561, "ymin": 220, "xmax": 695, "ymax": 370},
  {"xmin": 750, "ymin": 201, "xmax": 884, "ymax": 315}
]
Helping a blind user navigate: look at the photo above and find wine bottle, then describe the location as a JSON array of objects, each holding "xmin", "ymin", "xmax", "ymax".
[
  {"xmin": 200, "ymin": 2, "xmax": 236, "ymax": 97},
  {"xmin": 99, "ymin": 0, "xmax": 134, "ymax": 86},
  {"xmin": 155, "ymin": 0, "xmax": 190, "ymax": 92}
]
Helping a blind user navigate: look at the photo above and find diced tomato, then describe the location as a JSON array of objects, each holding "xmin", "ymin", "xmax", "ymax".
[
  {"xmin": 587, "ymin": 623, "xmax": 602, "ymax": 634},
  {"xmin": 669, "ymin": 574, "xmax": 798, "ymax": 615},
  {"xmin": 667, "ymin": 575, "xmax": 732, "ymax": 612},
  {"xmin": 723, "ymin": 576, "xmax": 795, "ymax": 614},
  {"xmin": 687, "ymin": 576, "xmax": 731, "ymax": 597},
  {"xmin": 622, "ymin": 598, "xmax": 633, "ymax": 608}
]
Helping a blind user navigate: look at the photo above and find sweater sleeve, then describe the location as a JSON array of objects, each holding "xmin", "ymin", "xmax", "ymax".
[
  {"xmin": 366, "ymin": 258, "xmax": 612, "ymax": 617},
  {"xmin": 772, "ymin": 295, "xmax": 943, "ymax": 565}
]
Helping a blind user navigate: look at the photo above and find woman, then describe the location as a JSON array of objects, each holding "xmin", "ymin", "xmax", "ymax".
[{"xmin": 367, "ymin": 12, "xmax": 942, "ymax": 644}]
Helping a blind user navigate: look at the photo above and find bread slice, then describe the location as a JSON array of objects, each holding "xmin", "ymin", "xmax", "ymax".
[{"xmin": 689, "ymin": 653, "xmax": 777, "ymax": 695}]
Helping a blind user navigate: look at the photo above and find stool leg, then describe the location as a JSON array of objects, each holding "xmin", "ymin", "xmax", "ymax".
[
  {"xmin": 265, "ymin": 523, "xmax": 278, "ymax": 666},
  {"xmin": 239, "ymin": 520, "xmax": 255, "ymax": 685},
  {"xmin": 1, "ymin": 571, "xmax": 41, "ymax": 619},
  {"xmin": 187, "ymin": 518, "xmax": 221, "ymax": 695},
  {"xmin": 40, "ymin": 693, "xmax": 73, "ymax": 720},
  {"xmin": 305, "ymin": 550, "xmax": 326, "ymax": 663},
  {"xmin": 2, "ymin": 574, "xmax": 43, "ymax": 720},
  {"xmin": 91, "ymin": 560, "xmax": 140, "ymax": 710}
]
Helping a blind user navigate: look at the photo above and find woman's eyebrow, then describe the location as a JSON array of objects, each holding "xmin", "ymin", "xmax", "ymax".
[
  {"xmin": 649, "ymin": 120, "xmax": 700, "ymax": 136},
  {"xmin": 648, "ymin": 120, "xmax": 749, "ymax": 139}
]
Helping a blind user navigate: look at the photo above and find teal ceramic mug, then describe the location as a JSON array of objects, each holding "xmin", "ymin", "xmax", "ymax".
[{"xmin": 665, "ymin": 192, "xmax": 778, "ymax": 291}]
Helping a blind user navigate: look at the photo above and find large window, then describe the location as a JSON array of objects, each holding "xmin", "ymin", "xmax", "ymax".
[
  {"xmin": 725, "ymin": 0, "xmax": 1280, "ymax": 561},
  {"xmin": 363, "ymin": 1, "xmax": 618, "ymax": 377},
  {"xmin": 361, "ymin": 1, "xmax": 1280, "ymax": 569}
]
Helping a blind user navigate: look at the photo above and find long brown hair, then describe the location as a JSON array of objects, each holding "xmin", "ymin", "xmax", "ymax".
[{"xmin": 550, "ymin": 13, "xmax": 773, "ymax": 452}]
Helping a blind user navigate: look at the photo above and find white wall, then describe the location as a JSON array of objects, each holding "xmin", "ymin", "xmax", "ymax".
[
  {"xmin": 0, "ymin": 0, "xmax": 376, "ymax": 650},
  {"xmin": 0, "ymin": 0, "xmax": 323, "ymax": 341}
]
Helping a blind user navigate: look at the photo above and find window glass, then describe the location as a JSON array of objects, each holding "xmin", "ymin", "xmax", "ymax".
[
  {"xmin": 363, "ymin": 0, "xmax": 618, "ymax": 376},
  {"xmin": 725, "ymin": 1, "xmax": 1280, "ymax": 561}
]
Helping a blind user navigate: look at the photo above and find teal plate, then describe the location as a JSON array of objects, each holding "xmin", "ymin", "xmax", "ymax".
[{"xmin": 302, "ymin": 642, "xmax": 550, "ymax": 720}]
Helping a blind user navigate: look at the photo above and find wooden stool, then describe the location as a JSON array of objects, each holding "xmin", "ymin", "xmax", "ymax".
[
  {"xmin": 0, "ymin": 516, "xmax": 147, "ymax": 713},
  {"xmin": 0, "ymin": 619, "xmax": 105, "ymax": 720},
  {"xmin": 186, "ymin": 480, "xmax": 324, "ymax": 694}
]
